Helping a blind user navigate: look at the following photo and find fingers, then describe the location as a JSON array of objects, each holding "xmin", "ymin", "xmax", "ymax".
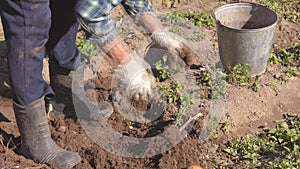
[
  {"xmin": 182, "ymin": 43, "xmax": 197, "ymax": 66},
  {"xmin": 131, "ymin": 80, "xmax": 153, "ymax": 101},
  {"xmin": 175, "ymin": 46, "xmax": 186, "ymax": 60},
  {"xmin": 131, "ymin": 88, "xmax": 149, "ymax": 101}
]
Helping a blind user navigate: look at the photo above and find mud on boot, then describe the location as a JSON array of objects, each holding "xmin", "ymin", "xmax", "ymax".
[{"xmin": 13, "ymin": 96, "xmax": 82, "ymax": 168}]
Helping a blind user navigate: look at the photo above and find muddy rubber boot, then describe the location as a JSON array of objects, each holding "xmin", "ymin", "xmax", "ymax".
[
  {"xmin": 48, "ymin": 57, "xmax": 75, "ymax": 117},
  {"xmin": 13, "ymin": 96, "xmax": 82, "ymax": 169},
  {"xmin": 48, "ymin": 57, "xmax": 113, "ymax": 119}
]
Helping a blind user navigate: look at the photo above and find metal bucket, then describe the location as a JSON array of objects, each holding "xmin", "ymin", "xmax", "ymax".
[{"xmin": 213, "ymin": 3, "xmax": 278, "ymax": 76}]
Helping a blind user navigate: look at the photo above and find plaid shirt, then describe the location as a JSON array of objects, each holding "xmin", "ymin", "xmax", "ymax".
[{"xmin": 75, "ymin": 0, "xmax": 154, "ymax": 44}]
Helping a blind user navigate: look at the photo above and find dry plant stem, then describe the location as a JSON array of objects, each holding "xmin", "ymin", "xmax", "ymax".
[
  {"xmin": 179, "ymin": 112, "xmax": 203, "ymax": 132},
  {"xmin": 138, "ymin": 12, "xmax": 164, "ymax": 33},
  {"xmin": 6, "ymin": 137, "xmax": 14, "ymax": 150},
  {"xmin": 101, "ymin": 38, "xmax": 132, "ymax": 66}
]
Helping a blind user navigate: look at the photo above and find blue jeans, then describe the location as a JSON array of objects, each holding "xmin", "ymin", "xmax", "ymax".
[{"xmin": 0, "ymin": 0, "xmax": 80, "ymax": 106}]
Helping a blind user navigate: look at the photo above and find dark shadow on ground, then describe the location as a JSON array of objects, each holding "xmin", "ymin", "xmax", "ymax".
[
  {"xmin": 0, "ymin": 128, "xmax": 20, "ymax": 152},
  {"xmin": 0, "ymin": 112, "xmax": 10, "ymax": 122}
]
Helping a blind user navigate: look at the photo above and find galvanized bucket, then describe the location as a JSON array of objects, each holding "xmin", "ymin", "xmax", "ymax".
[{"xmin": 213, "ymin": 3, "xmax": 278, "ymax": 76}]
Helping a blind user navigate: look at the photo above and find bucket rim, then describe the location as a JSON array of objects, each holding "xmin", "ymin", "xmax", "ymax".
[{"xmin": 212, "ymin": 2, "xmax": 278, "ymax": 32}]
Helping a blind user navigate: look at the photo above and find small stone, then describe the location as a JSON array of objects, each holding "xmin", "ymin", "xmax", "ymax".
[
  {"xmin": 208, "ymin": 143, "xmax": 219, "ymax": 154},
  {"xmin": 57, "ymin": 126, "xmax": 66, "ymax": 133},
  {"xmin": 274, "ymin": 74, "xmax": 280, "ymax": 79}
]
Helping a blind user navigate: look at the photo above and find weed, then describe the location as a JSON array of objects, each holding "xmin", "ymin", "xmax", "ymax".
[
  {"xmin": 210, "ymin": 70, "xmax": 227, "ymax": 98},
  {"xmin": 183, "ymin": 10, "xmax": 215, "ymax": 28},
  {"xmin": 158, "ymin": 83, "xmax": 169, "ymax": 96},
  {"xmin": 259, "ymin": 0, "xmax": 300, "ymax": 23},
  {"xmin": 166, "ymin": 11, "xmax": 215, "ymax": 28},
  {"xmin": 286, "ymin": 67, "xmax": 300, "ymax": 77},
  {"xmin": 155, "ymin": 56, "xmax": 195, "ymax": 125},
  {"xmin": 208, "ymin": 115, "xmax": 220, "ymax": 140},
  {"xmin": 274, "ymin": 48, "xmax": 299, "ymax": 66},
  {"xmin": 209, "ymin": 129, "xmax": 220, "ymax": 141},
  {"xmin": 251, "ymin": 76, "xmax": 260, "ymax": 92},
  {"xmin": 197, "ymin": 66, "xmax": 227, "ymax": 99},
  {"xmin": 165, "ymin": 12, "xmax": 188, "ymax": 25},
  {"xmin": 199, "ymin": 70, "xmax": 212, "ymax": 85},
  {"xmin": 199, "ymin": 64, "xmax": 259, "ymax": 97},
  {"xmin": 154, "ymin": 55, "xmax": 171, "ymax": 81},
  {"xmin": 268, "ymin": 43, "xmax": 300, "ymax": 80},
  {"xmin": 209, "ymin": 121, "xmax": 230, "ymax": 141},
  {"xmin": 259, "ymin": 0, "xmax": 280, "ymax": 11},
  {"xmin": 226, "ymin": 63, "xmax": 252, "ymax": 86},
  {"xmin": 220, "ymin": 121, "xmax": 230, "ymax": 132},
  {"xmin": 190, "ymin": 30, "xmax": 206, "ymax": 41},
  {"xmin": 168, "ymin": 82, "xmax": 183, "ymax": 103},
  {"xmin": 77, "ymin": 38, "xmax": 96, "ymax": 59},
  {"xmin": 268, "ymin": 49, "xmax": 281, "ymax": 65},
  {"xmin": 224, "ymin": 115, "xmax": 300, "ymax": 168},
  {"xmin": 269, "ymin": 81, "xmax": 279, "ymax": 94},
  {"xmin": 174, "ymin": 92, "xmax": 195, "ymax": 125},
  {"xmin": 225, "ymin": 64, "xmax": 262, "ymax": 92},
  {"xmin": 118, "ymin": 27, "xmax": 128, "ymax": 38},
  {"xmin": 159, "ymin": 80, "xmax": 195, "ymax": 125}
]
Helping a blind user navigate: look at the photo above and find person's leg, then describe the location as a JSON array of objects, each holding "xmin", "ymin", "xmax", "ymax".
[
  {"xmin": 0, "ymin": 0, "xmax": 54, "ymax": 106},
  {"xmin": 45, "ymin": 0, "xmax": 80, "ymax": 70},
  {"xmin": 0, "ymin": 0, "xmax": 81, "ymax": 167},
  {"xmin": 45, "ymin": 0, "xmax": 80, "ymax": 116}
]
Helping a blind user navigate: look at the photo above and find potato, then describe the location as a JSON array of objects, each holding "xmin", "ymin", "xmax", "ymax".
[{"xmin": 187, "ymin": 165, "xmax": 203, "ymax": 169}]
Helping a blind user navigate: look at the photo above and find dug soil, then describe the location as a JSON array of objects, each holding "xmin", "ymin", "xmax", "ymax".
[{"xmin": 0, "ymin": 0, "xmax": 299, "ymax": 168}]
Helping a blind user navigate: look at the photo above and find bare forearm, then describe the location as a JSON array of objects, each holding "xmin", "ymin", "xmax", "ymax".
[{"xmin": 101, "ymin": 38, "xmax": 132, "ymax": 66}]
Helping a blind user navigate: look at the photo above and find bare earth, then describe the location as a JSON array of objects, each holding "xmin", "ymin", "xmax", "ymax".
[{"xmin": 0, "ymin": 0, "xmax": 299, "ymax": 168}]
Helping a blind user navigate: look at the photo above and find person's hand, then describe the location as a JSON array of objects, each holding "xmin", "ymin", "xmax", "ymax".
[
  {"xmin": 117, "ymin": 53, "xmax": 155, "ymax": 101},
  {"xmin": 151, "ymin": 30, "xmax": 198, "ymax": 67}
]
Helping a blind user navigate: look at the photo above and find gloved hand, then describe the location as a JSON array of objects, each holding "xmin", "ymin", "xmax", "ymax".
[
  {"xmin": 151, "ymin": 29, "xmax": 198, "ymax": 67},
  {"xmin": 116, "ymin": 53, "xmax": 155, "ymax": 101}
]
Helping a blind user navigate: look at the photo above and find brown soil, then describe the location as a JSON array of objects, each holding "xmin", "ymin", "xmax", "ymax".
[{"xmin": 0, "ymin": 1, "xmax": 299, "ymax": 169}]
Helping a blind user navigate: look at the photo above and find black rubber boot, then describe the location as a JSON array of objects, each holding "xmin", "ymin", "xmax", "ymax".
[
  {"xmin": 13, "ymin": 96, "xmax": 82, "ymax": 169},
  {"xmin": 48, "ymin": 57, "xmax": 75, "ymax": 117}
]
